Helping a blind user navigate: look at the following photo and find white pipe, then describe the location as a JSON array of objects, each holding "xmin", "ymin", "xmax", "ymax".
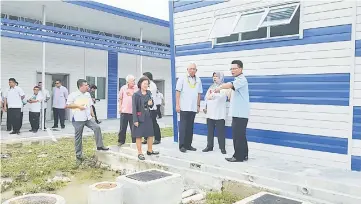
[
  {"xmin": 41, "ymin": 5, "xmax": 46, "ymax": 131},
  {"xmin": 140, "ymin": 28, "xmax": 143, "ymax": 76}
]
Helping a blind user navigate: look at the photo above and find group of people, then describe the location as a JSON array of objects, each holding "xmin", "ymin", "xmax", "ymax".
[
  {"xmin": 176, "ymin": 60, "xmax": 249, "ymax": 162},
  {"xmin": 0, "ymin": 79, "xmax": 101, "ymax": 134}
]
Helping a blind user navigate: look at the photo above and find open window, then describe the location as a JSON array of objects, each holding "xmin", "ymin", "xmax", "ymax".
[
  {"xmin": 232, "ymin": 10, "xmax": 268, "ymax": 33},
  {"xmin": 259, "ymin": 3, "xmax": 300, "ymax": 28},
  {"xmin": 208, "ymin": 14, "xmax": 238, "ymax": 39}
]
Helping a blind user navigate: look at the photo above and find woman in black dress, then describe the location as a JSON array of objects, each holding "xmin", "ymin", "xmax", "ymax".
[{"xmin": 132, "ymin": 77, "xmax": 160, "ymax": 160}]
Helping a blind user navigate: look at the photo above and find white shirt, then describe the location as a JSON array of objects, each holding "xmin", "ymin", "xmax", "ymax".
[
  {"xmin": 66, "ymin": 91, "xmax": 93, "ymax": 122},
  {"xmin": 148, "ymin": 81, "xmax": 158, "ymax": 110},
  {"xmin": 28, "ymin": 93, "xmax": 43, "ymax": 112},
  {"xmin": 205, "ymin": 89, "xmax": 230, "ymax": 120},
  {"xmin": 154, "ymin": 92, "xmax": 163, "ymax": 105},
  {"xmin": 176, "ymin": 75, "xmax": 203, "ymax": 112},
  {"xmin": 53, "ymin": 86, "xmax": 68, "ymax": 109},
  {"xmin": 39, "ymin": 89, "xmax": 50, "ymax": 108},
  {"xmin": 4, "ymin": 86, "xmax": 25, "ymax": 108}
]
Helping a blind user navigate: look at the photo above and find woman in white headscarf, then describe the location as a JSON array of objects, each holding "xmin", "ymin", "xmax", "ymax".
[{"xmin": 202, "ymin": 72, "xmax": 230, "ymax": 154}]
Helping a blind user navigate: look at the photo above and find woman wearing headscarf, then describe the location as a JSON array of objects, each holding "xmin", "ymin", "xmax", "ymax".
[{"xmin": 202, "ymin": 72, "xmax": 230, "ymax": 154}]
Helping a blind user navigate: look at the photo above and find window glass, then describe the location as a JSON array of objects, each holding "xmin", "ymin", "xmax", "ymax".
[
  {"xmin": 270, "ymin": 7, "xmax": 300, "ymax": 37},
  {"xmin": 216, "ymin": 34, "xmax": 239, "ymax": 44},
  {"xmin": 233, "ymin": 11, "xmax": 266, "ymax": 33},
  {"xmin": 86, "ymin": 76, "xmax": 96, "ymax": 87},
  {"xmin": 97, "ymin": 77, "xmax": 106, "ymax": 100},
  {"xmin": 261, "ymin": 3, "xmax": 300, "ymax": 27},
  {"xmin": 209, "ymin": 15, "xmax": 238, "ymax": 39},
  {"xmin": 241, "ymin": 27, "xmax": 267, "ymax": 41}
]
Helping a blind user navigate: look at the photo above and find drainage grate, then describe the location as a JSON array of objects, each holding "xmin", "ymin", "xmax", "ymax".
[
  {"xmin": 126, "ymin": 170, "xmax": 172, "ymax": 182},
  {"xmin": 248, "ymin": 194, "xmax": 302, "ymax": 204}
]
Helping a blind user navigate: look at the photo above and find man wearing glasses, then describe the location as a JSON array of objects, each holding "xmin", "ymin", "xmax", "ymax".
[
  {"xmin": 214, "ymin": 60, "xmax": 250, "ymax": 162},
  {"xmin": 176, "ymin": 62, "xmax": 203, "ymax": 153},
  {"xmin": 52, "ymin": 80, "xmax": 68, "ymax": 129}
]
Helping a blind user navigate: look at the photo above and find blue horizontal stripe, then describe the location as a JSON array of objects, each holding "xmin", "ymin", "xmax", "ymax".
[
  {"xmin": 174, "ymin": 0, "xmax": 225, "ymax": 13},
  {"xmin": 192, "ymin": 123, "xmax": 348, "ymax": 154},
  {"xmin": 107, "ymin": 52, "xmax": 118, "ymax": 119},
  {"xmin": 351, "ymin": 156, "xmax": 361, "ymax": 171},
  {"xmin": 200, "ymin": 73, "xmax": 350, "ymax": 106},
  {"xmin": 174, "ymin": 1, "xmax": 202, "ymax": 8},
  {"xmin": 65, "ymin": 1, "xmax": 169, "ymax": 27},
  {"xmin": 176, "ymin": 24, "xmax": 351, "ymax": 56},
  {"xmin": 353, "ymin": 106, "xmax": 361, "ymax": 140}
]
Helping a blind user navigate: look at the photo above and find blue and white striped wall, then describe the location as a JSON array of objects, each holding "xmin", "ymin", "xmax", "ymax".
[{"xmin": 170, "ymin": 0, "xmax": 361, "ymax": 171}]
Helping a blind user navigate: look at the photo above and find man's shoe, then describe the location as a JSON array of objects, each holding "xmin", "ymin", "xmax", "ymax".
[
  {"xmin": 142, "ymin": 140, "xmax": 147, "ymax": 144},
  {"xmin": 187, "ymin": 146, "xmax": 197, "ymax": 151},
  {"xmin": 225, "ymin": 157, "xmax": 243, "ymax": 162},
  {"xmin": 6, "ymin": 129, "xmax": 11, "ymax": 132},
  {"xmin": 202, "ymin": 147, "xmax": 213, "ymax": 152},
  {"xmin": 97, "ymin": 147, "xmax": 109, "ymax": 151},
  {"xmin": 10, "ymin": 131, "xmax": 17, "ymax": 134},
  {"xmin": 61, "ymin": 126, "xmax": 65, "ymax": 129},
  {"xmin": 29, "ymin": 129, "xmax": 34, "ymax": 132},
  {"xmin": 33, "ymin": 130, "xmax": 38, "ymax": 133},
  {"xmin": 51, "ymin": 126, "xmax": 58, "ymax": 129},
  {"xmin": 153, "ymin": 140, "xmax": 161, "ymax": 145},
  {"xmin": 96, "ymin": 121, "xmax": 102, "ymax": 124},
  {"xmin": 180, "ymin": 147, "xmax": 187, "ymax": 153},
  {"xmin": 244, "ymin": 156, "xmax": 248, "ymax": 161},
  {"xmin": 221, "ymin": 149, "xmax": 227, "ymax": 154}
]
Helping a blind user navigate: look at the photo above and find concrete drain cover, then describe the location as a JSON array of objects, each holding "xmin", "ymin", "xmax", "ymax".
[
  {"xmin": 250, "ymin": 194, "xmax": 302, "ymax": 204},
  {"xmin": 236, "ymin": 192, "xmax": 304, "ymax": 204},
  {"xmin": 9, "ymin": 196, "xmax": 57, "ymax": 204},
  {"xmin": 126, "ymin": 169, "xmax": 172, "ymax": 182}
]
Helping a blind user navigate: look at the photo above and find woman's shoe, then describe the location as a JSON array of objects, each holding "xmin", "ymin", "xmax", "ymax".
[
  {"xmin": 138, "ymin": 154, "xmax": 145, "ymax": 160},
  {"xmin": 146, "ymin": 151, "xmax": 159, "ymax": 156}
]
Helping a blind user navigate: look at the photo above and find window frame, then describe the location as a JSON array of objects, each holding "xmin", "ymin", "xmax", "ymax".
[
  {"xmin": 212, "ymin": 1, "xmax": 302, "ymax": 45},
  {"xmin": 231, "ymin": 8, "xmax": 269, "ymax": 34},
  {"xmin": 259, "ymin": 3, "xmax": 300, "ymax": 28},
  {"xmin": 208, "ymin": 13, "xmax": 239, "ymax": 39}
]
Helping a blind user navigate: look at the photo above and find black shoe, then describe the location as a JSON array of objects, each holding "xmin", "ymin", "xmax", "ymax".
[
  {"xmin": 221, "ymin": 149, "xmax": 227, "ymax": 154},
  {"xmin": 225, "ymin": 157, "xmax": 243, "ymax": 162},
  {"xmin": 33, "ymin": 130, "xmax": 38, "ymax": 133},
  {"xmin": 180, "ymin": 147, "xmax": 187, "ymax": 153},
  {"xmin": 244, "ymin": 156, "xmax": 248, "ymax": 161},
  {"xmin": 142, "ymin": 140, "xmax": 147, "ymax": 144},
  {"xmin": 147, "ymin": 151, "xmax": 159, "ymax": 155},
  {"xmin": 96, "ymin": 121, "xmax": 102, "ymax": 124},
  {"xmin": 202, "ymin": 147, "xmax": 213, "ymax": 152},
  {"xmin": 187, "ymin": 146, "xmax": 197, "ymax": 151},
  {"xmin": 61, "ymin": 126, "xmax": 65, "ymax": 129},
  {"xmin": 29, "ymin": 129, "xmax": 34, "ymax": 132},
  {"xmin": 153, "ymin": 140, "xmax": 160, "ymax": 145},
  {"xmin": 97, "ymin": 147, "xmax": 109, "ymax": 151},
  {"xmin": 6, "ymin": 129, "xmax": 11, "ymax": 131},
  {"xmin": 52, "ymin": 126, "xmax": 58, "ymax": 129},
  {"xmin": 10, "ymin": 131, "xmax": 17, "ymax": 134}
]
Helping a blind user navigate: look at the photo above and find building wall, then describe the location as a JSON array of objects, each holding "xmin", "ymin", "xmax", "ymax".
[
  {"xmin": 1, "ymin": 37, "xmax": 108, "ymax": 124},
  {"xmin": 172, "ymin": 0, "xmax": 355, "ymax": 170},
  {"xmin": 117, "ymin": 53, "xmax": 172, "ymax": 117}
]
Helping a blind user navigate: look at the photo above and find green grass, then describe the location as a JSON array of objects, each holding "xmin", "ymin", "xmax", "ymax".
[
  {"xmin": 206, "ymin": 191, "xmax": 244, "ymax": 204},
  {"xmin": 1, "ymin": 127, "xmax": 173, "ymax": 196}
]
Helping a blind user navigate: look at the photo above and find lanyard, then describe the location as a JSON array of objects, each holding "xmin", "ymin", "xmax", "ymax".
[{"xmin": 186, "ymin": 75, "xmax": 197, "ymax": 89}]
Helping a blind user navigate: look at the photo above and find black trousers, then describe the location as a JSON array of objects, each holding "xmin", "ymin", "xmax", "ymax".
[
  {"xmin": 118, "ymin": 113, "xmax": 135, "ymax": 143},
  {"xmin": 144, "ymin": 110, "xmax": 162, "ymax": 142},
  {"xmin": 206, "ymin": 118, "xmax": 226, "ymax": 150},
  {"xmin": 156, "ymin": 105, "xmax": 162, "ymax": 118},
  {"xmin": 232, "ymin": 117, "xmax": 249, "ymax": 160},
  {"xmin": 20, "ymin": 112, "xmax": 23, "ymax": 129},
  {"xmin": 6, "ymin": 108, "xmax": 11, "ymax": 131},
  {"xmin": 29, "ymin": 112, "xmax": 40, "ymax": 131},
  {"xmin": 53, "ymin": 108, "xmax": 65, "ymax": 128},
  {"xmin": 91, "ymin": 105, "xmax": 99, "ymax": 122},
  {"xmin": 179, "ymin": 111, "xmax": 196, "ymax": 149},
  {"xmin": 42, "ymin": 108, "xmax": 47, "ymax": 128},
  {"xmin": 8, "ymin": 108, "xmax": 21, "ymax": 132}
]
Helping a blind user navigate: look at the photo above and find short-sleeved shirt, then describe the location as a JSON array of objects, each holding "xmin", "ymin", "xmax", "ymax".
[
  {"xmin": 29, "ymin": 93, "xmax": 43, "ymax": 112},
  {"xmin": 229, "ymin": 74, "xmax": 250, "ymax": 118},
  {"xmin": 118, "ymin": 85, "xmax": 138, "ymax": 114},
  {"xmin": 154, "ymin": 92, "xmax": 163, "ymax": 105},
  {"xmin": 4, "ymin": 86, "xmax": 25, "ymax": 108},
  {"xmin": 176, "ymin": 74, "xmax": 203, "ymax": 112},
  {"xmin": 66, "ymin": 91, "xmax": 93, "ymax": 121},
  {"xmin": 39, "ymin": 89, "xmax": 50, "ymax": 108},
  {"xmin": 53, "ymin": 86, "xmax": 68, "ymax": 109}
]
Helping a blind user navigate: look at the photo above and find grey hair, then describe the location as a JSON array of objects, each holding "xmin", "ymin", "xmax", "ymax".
[
  {"xmin": 188, "ymin": 61, "xmax": 197, "ymax": 68},
  {"xmin": 126, "ymin": 74, "xmax": 135, "ymax": 82}
]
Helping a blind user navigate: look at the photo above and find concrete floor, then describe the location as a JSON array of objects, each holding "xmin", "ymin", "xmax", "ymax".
[{"xmin": 0, "ymin": 116, "xmax": 173, "ymax": 142}]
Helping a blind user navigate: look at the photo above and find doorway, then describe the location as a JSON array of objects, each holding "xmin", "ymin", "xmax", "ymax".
[
  {"xmin": 154, "ymin": 80, "xmax": 165, "ymax": 116},
  {"xmin": 36, "ymin": 72, "xmax": 70, "ymax": 121}
]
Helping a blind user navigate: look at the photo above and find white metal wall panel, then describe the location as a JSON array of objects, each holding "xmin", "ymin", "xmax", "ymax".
[
  {"xmin": 354, "ymin": 58, "xmax": 361, "ymax": 106},
  {"xmin": 353, "ymin": 140, "xmax": 361, "ymax": 156},
  {"xmin": 173, "ymin": 0, "xmax": 352, "ymax": 46},
  {"xmin": 117, "ymin": 53, "xmax": 172, "ymax": 117},
  {"xmin": 355, "ymin": 1, "xmax": 361, "ymax": 40}
]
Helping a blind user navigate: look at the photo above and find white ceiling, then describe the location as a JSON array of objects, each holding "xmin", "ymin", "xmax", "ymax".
[{"xmin": 1, "ymin": 1, "xmax": 170, "ymax": 44}]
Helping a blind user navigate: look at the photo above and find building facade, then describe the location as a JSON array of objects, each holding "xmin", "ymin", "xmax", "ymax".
[
  {"xmin": 169, "ymin": 0, "xmax": 361, "ymax": 171},
  {"xmin": 1, "ymin": 1, "xmax": 172, "ymax": 125}
]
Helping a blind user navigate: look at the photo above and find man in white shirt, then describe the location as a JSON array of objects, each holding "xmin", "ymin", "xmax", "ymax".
[
  {"xmin": 66, "ymin": 79, "xmax": 109, "ymax": 165},
  {"xmin": 38, "ymin": 82, "xmax": 51, "ymax": 129},
  {"xmin": 155, "ymin": 89, "xmax": 164, "ymax": 119},
  {"xmin": 142, "ymin": 72, "xmax": 162, "ymax": 145},
  {"xmin": 52, "ymin": 80, "xmax": 68, "ymax": 129},
  {"xmin": 176, "ymin": 62, "xmax": 203, "ymax": 153},
  {"xmin": 27, "ymin": 86, "xmax": 43, "ymax": 133},
  {"xmin": 3, "ymin": 78, "xmax": 25, "ymax": 134}
]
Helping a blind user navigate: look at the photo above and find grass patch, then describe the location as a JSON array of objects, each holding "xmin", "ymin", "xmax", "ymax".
[
  {"xmin": 206, "ymin": 191, "xmax": 244, "ymax": 204},
  {"xmin": 1, "ymin": 127, "xmax": 173, "ymax": 199}
]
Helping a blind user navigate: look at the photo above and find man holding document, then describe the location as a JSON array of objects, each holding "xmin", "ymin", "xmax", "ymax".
[{"xmin": 66, "ymin": 79, "xmax": 109, "ymax": 165}]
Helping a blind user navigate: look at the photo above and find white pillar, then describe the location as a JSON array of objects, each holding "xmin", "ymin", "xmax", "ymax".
[
  {"xmin": 41, "ymin": 5, "xmax": 46, "ymax": 130},
  {"xmin": 140, "ymin": 28, "xmax": 143, "ymax": 77}
]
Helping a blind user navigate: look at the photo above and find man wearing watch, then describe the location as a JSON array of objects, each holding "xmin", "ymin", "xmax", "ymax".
[{"xmin": 176, "ymin": 62, "xmax": 203, "ymax": 153}]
